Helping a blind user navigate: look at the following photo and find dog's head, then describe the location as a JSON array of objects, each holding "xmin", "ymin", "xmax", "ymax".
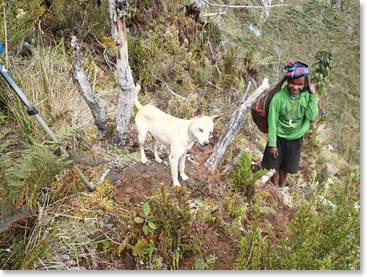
[{"xmin": 190, "ymin": 114, "xmax": 222, "ymax": 147}]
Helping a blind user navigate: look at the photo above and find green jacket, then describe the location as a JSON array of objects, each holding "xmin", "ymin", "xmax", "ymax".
[{"xmin": 267, "ymin": 86, "xmax": 319, "ymax": 147}]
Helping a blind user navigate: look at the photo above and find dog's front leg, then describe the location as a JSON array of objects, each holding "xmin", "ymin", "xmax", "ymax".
[
  {"xmin": 169, "ymin": 154, "xmax": 181, "ymax": 187},
  {"xmin": 139, "ymin": 136, "xmax": 148, "ymax": 164},
  {"xmin": 179, "ymin": 152, "xmax": 189, "ymax": 181},
  {"xmin": 139, "ymin": 143, "xmax": 148, "ymax": 164},
  {"xmin": 152, "ymin": 138, "xmax": 162, "ymax": 163}
]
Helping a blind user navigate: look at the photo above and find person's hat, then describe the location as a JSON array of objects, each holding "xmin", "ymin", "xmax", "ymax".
[{"xmin": 284, "ymin": 60, "xmax": 309, "ymax": 78}]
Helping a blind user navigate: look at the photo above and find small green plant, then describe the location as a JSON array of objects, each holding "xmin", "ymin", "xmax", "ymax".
[
  {"xmin": 148, "ymin": 186, "xmax": 198, "ymax": 269},
  {"xmin": 229, "ymin": 153, "xmax": 268, "ymax": 196},
  {"xmin": 134, "ymin": 202, "xmax": 158, "ymax": 235},
  {"xmin": 194, "ymin": 254, "xmax": 217, "ymax": 270},
  {"xmin": 235, "ymin": 224, "xmax": 271, "ymax": 270},
  {"xmin": 130, "ymin": 238, "xmax": 156, "ymax": 267},
  {"xmin": 190, "ymin": 56, "xmax": 213, "ymax": 88}
]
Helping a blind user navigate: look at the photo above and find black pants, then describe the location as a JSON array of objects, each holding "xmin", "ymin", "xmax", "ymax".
[{"xmin": 261, "ymin": 136, "xmax": 303, "ymax": 174}]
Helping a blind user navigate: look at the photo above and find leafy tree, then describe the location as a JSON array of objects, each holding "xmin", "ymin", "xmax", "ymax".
[{"xmin": 0, "ymin": 0, "xmax": 46, "ymax": 57}]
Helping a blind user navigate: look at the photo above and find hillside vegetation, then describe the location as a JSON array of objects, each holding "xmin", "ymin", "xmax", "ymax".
[{"xmin": 0, "ymin": 0, "xmax": 360, "ymax": 270}]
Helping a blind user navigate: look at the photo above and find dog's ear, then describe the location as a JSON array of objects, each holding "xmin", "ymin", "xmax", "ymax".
[
  {"xmin": 194, "ymin": 106, "xmax": 204, "ymax": 117},
  {"xmin": 211, "ymin": 114, "xmax": 223, "ymax": 122}
]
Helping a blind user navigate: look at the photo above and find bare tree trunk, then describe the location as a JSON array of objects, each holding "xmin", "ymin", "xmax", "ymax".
[
  {"xmin": 109, "ymin": 0, "xmax": 136, "ymax": 146},
  {"xmin": 205, "ymin": 78, "xmax": 269, "ymax": 173},
  {"xmin": 71, "ymin": 36, "xmax": 107, "ymax": 145}
]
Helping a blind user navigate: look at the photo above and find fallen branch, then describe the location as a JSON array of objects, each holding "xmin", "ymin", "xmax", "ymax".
[
  {"xmin": 205, "ymin": 78, "xmax": 269, "ymax": 173},
  {"xmin": 256, "ymin": 169, "xmax": 276, "ymax": 186},
  {"xmin": 0, "ymin": 208, "xmax": 32, "ymax": 233},
  {"xmin": 241, "ymin": 80, "xmax": 252, "ymax": 103}
]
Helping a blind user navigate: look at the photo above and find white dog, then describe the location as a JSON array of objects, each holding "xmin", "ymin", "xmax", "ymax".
[{"xmin": 134, "ymin": 84, "xmax": 221, "ymax": 187}]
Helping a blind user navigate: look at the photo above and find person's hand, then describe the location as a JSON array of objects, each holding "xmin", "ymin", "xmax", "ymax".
[
  {"xmin": 269, "ymin": 147, "xmax": 278, "ymax": 159},
  {"xmin": 307, "ymin": 80, "xmax": 316, "ymax": 94}
]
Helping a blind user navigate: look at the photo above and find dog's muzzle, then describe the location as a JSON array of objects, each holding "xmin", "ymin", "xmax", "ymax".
[{"xmin": 196, "ymin": 138, "xmax": 209, "ymax": 148}]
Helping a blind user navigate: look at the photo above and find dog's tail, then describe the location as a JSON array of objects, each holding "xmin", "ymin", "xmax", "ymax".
[{"xmin": 134, "ymin": 84, "xmax": 142, "ymax": 109}]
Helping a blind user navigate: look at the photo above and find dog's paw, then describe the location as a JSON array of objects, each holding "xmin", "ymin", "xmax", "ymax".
[
  {"xmin": 141, "ymin": 157, "xmax": 148, "ymax": 164},
  {"xmin": 155, "ymin": 157, "xmax": 162, "ymax": 164},
  {"xmin": 180, "ymin": 174, "xmax": 189, "ymax": 181},
  {"xmin": 173, "ymin": 181, "xmax": 181, "ymax": 187}
]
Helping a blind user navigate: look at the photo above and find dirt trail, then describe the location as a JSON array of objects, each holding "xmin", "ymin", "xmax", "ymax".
[{"xmin": 108, "ymin": 142, "xmax": 216, "ymax": 205}]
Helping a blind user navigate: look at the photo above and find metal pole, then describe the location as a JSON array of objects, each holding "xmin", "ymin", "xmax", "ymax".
[
  {"xmin": 0, "ymin": 65, "xmax": 38, "ymax": 115},
  {"xmin": 0, "ymin": 64, "xmax": 96, "ymax": 191}
]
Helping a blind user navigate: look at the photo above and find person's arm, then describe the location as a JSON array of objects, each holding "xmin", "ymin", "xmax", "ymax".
[
  {"xmin": 305, "ymin": 81, "xmax": 319, "ymax": 120},
  {"xmin": 267, "ymin": 96, "xmax": 280, "ymax": 148}
]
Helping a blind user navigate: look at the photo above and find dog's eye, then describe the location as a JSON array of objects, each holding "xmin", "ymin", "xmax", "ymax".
[{"xmin": 199, "ymin": 128, "xmax": 204, "ymax": 133}]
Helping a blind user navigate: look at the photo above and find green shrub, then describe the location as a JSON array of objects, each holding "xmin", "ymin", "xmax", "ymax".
[
  {"xmin": 234, "ymin": 165, "xmax": 359, "ymax": 270},
  {"xmin": 149, "ymin": 186, "xmax": 196, "ymax": 269},
  {"xmin": 229, "ymin": 152, "xmax": 268, "ymax": 196}
]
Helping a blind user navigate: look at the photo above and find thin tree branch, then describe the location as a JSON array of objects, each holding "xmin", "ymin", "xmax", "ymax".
[
  {"xmin": 200, "ymin": 0, "xmax": 290, "ymax": 9},
  {"xmin": 152, "ymin": 74, "xmax": 186, "ymax": 101}
]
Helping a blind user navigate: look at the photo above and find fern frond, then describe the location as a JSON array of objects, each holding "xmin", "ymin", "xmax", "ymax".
[
  {"xmin": 45, "ymin": 124, "xmax": 81, "ymax": 147},
  {"xmin": 1, "ymin": 137, "xmax": 71, "ymax": 207}
]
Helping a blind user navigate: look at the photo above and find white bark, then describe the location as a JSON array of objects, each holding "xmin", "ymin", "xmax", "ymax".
[
  {"xmin": 71, "ymin": 36, "xmax": 107, "ymax": 144},
  {"xmin": 205, "ymin": 78, "xmax": 269, "ymax": 173},
  {"xmin": 109, "ymin": 0, "xmax": 136, "ymax": 146}
]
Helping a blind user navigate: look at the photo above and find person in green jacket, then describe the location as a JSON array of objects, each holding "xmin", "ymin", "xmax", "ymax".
[{"xmin": 261, "ymin": 60, "xmax": 319, "ymax": 187}]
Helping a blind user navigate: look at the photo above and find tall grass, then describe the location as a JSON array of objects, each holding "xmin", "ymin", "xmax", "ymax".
[
  {"xmin": 0, "ymin": 45, "xmax": 91, "ymax": 139},
  {"xmin": 11, "ymin": 202, "xmax": 100, "ymax": 270},
  {"xmin": 0, "ymin": 44, "xmax": 93, "ymax": 236}
]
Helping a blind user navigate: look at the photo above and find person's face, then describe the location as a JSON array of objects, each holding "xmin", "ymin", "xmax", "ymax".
[{"xmin": 287, "ymin": 77, "xmax": 305, "ymax": 96}]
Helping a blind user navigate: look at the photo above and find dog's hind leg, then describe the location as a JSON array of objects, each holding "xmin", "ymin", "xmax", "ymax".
[
  {"xmin": 178, "ymin": 152, "xmax": 189, "ymax": 181},
  {"xmin": 152, "ymin": 138, "xmax": 162, "ymax": 163},
  {"xmin": 137, "ymin": 126, "xmax": 148, "ymax": 164}
]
